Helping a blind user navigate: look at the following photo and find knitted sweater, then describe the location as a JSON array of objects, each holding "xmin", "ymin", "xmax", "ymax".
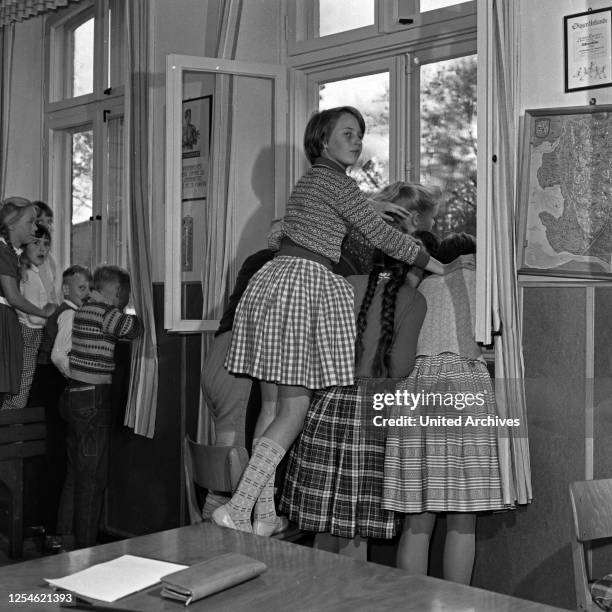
[
  {"xmin": 416, "ymin": 254, "xmax": 483, "ymax": 361},
  {"xmin": 70, "ymin": 292, "xmax": 142, "ymax": 384},
  {"xmin": 270, "ymin": 157, "xmax": 430, "ymax": 268}
]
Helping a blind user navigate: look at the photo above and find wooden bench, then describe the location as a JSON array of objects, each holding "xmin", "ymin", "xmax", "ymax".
[{"xmin": 0, "ymin": 406, "xmax": 46, "ymax": 557}]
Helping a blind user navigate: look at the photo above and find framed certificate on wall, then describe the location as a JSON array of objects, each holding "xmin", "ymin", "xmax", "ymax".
[{"xmin": 564, "ymin": 7, "xmax": 612, "ymax": 92}]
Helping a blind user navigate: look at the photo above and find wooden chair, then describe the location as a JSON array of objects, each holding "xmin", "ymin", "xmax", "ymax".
[
  {"xmin": 184, "ymin": 436, "xmax": 302, "ymax": 541},
  {"xmin": 184, "ymin": 436, "xmax": 249, "ymax": 524},
  {"xmin": 569, "ymin": 478, "xmax": 612, "ymax": 611},
  {"xmin": 0, "ymin": 406, "xmax": 46, "ymax": 557}
]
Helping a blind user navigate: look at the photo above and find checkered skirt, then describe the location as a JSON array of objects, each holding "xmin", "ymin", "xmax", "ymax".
[
  {"xmin": 225, "ymin": 256, "xmax": 355, "ymax": 389},
  {"xmin": 279, "ymin": 381, "xmax": 400, "ymax": 539},
  {"xmin": 2, "ymin": 324, "xmax": 43, "ymax": 410},
  {"xmin": 382, "ymin": 354, "xmax": 505, "ymax": 513}
]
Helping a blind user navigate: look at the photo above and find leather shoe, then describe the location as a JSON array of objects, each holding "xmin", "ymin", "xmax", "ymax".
[
  {"xmin": 212, "ymin": 506, "xmax": 252, "ymax": 533},
  {"xmin": 253, "ymin": 516, "xmax": 290, "ymax": 537}
]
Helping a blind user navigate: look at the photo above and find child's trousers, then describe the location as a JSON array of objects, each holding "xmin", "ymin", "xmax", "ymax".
[{"xmin": 59, "ymin": 380, "xmax": 112, "ymax": 549}]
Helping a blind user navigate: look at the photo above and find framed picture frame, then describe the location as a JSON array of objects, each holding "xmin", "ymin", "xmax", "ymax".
[
  {"xmin": 518, "ymin": 105, "xmax": 612, "ymax": 279},
  {"xmin": 181, "ymin": 95, "xmax": 212, "ymax": 201},
  {"xmin": 564, "ymin": 7, "xmax": 612, "ymax": 93}
]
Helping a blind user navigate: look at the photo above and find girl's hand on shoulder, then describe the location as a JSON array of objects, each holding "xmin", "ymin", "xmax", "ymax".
[
  {"xmin": 370, "ymin": 199, "xmax": 410, "ymax": 222},
  {"xmin": 443, "ymin": 257, "xmax": 476, "ymax": 275},
  {"xmin": 43, "ymin": 302, "xmax": 57, "ymax": 317}
]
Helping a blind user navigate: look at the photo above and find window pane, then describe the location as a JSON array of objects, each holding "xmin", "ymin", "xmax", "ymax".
[
  {"xmin": 108, "ymin": 0, "xmax": 126, "ymax": 89},
  {"xmin": 71, "ymin": 129, "xmax": 93, "ymax": 267},
  {"xmin": 106, "ymin": 116, "xmax": 125, "ymax": 267},
  {"xmin": 71, "ymin": 17, "xmax": 94, "ymax": 97},
  {"xmin": 420, "ymin": 0, "xmax": 470, "ymax": 11},
  {"xmin": 318, "ymin": 0, "xmax": 374, "ymax": 36},
  {"xmin": 420, "ymin": 55, "xmax": 477, "ymax": 236},
  {"xmin": 319, "ymin": 72, "xmax": 389, "ymax": 193}
]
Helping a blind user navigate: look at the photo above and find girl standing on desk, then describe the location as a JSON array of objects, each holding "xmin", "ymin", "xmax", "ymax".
[{"xmin": 213, "ymin": 106, "xmax": 447, "ymax": 535}]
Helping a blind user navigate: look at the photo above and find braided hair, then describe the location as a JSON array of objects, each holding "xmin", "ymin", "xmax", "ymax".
[{"xmin": 354, "ymin": 244, "xmax": 413, "ymax": 378}]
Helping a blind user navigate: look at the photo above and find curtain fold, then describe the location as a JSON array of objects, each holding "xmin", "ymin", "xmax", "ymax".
[
  {"xmin": 477, "ymin": 0, "xmax": 532, "ymax": 505},
  {"xmin": 124, "ymin": 0, "xmax": 158, "ymax": 438},
  {"xmin": 0, "ymin": 0, "xmax": 80, "ymax": 27},
  {"xmin": 196, "ymin": 0, "xmax": 243, "ymax": 445},
  {"xmin": 0, "ymin": 23, "xmax": 14, "ymax": 199}
]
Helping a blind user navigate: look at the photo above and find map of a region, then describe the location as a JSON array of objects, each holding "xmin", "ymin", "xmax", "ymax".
[{"xmin": 521, "ymin": 110, "xmax": 612, "ymax": 276}]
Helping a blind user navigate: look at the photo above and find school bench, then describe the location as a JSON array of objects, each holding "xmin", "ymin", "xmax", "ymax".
[{"xmin": 0, "ymin": 406, "xmax": 46, "ymax": 557}]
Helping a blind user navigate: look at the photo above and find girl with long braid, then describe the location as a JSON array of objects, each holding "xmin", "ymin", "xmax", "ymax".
[
  {"xmin": 279, "ymin": 220, "xmax": 427, "ymax": 549},
  {"xmin": 382, "ymin": 233, "xmax": 505, "ymax": 584}
]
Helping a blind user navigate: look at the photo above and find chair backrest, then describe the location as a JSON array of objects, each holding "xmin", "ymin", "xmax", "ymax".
[
  {"xmin": 184, "ymin": 436, "xmax": 249, "ymax": 524},
  {"xmin": 0, "ymin": 406, "xmax": 46, "ymax": 460},
  {"xmin": 569, "ymin": 478, "xmax": 612, "ymax": 611}
]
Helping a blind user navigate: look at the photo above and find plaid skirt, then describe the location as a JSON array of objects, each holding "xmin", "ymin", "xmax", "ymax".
[
  {"xmin": 225, "ymin": 256, "xmax": 355, "ymax": 389},
  {"xmin": 279, "ymin": 382, "xmax": 400, "ymax": 539},
  {"xmin": 382, "ymin": 354, "xmax": 505, "ymax": 513}
]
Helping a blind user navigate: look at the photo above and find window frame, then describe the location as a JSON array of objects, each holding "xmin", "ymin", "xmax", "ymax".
[
  {"xmin": 43, "ymin": 0, "xmax": 127, "ymax": 275},
  {"xmin": 287, "ymin": 2, "xmax": 476, "ymax": 189}
]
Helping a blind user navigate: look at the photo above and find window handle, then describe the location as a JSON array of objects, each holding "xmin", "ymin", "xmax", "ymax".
[{"xmin": 103, "ymin": 109, "xmax": 111, "ymax": 122}]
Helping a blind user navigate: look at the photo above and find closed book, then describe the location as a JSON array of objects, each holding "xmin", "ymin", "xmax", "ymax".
[{"xmin": 160, "ymin": 553, "xmax": 267, "ymax": 605}]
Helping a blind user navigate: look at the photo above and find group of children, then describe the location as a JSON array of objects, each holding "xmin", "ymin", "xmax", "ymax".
[
  {"xmin": 210, "ymin": 105, "xmax": 504, "ymax": 585},
  {"xmin": 0, "ymin": 197, "xmax": 141, "ymax": 551}
]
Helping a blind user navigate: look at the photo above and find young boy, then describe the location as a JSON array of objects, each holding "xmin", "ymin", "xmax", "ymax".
[
  {"xmin": 29, "ymin": 264, "xmax": 92, "ymax": 552},
  {"xmin": 59, "ymin": 265, "xmax": 142, "ymax": 549}
]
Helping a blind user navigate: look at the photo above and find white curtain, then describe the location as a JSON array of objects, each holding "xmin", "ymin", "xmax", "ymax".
[
  {"xmin": 0, "ymin": 23, "xmax": 12, "ymax": 198},
  {"xmin": 197, "ymin": 0, "xmax": 243, "ymax": 444},
  {"xmin": 124, "ymin": 0, "xmax": 158, "ymax": 438},
  {"xmin": 476, "ymin": 0, "xmax": 532, "ymax": 505},
  {"xmin": 0, "ymin": 0, "xmax": 80, "ymax": 27}
]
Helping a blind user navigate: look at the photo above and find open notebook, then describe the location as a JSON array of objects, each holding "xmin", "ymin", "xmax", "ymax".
[{"xmin": 45, "ymin": 555, "xmax": 188, "ymax": 603}]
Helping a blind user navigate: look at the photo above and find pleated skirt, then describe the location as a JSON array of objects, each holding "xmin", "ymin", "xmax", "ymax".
[
  {"xmin": 225, "ymin": 256, "xmax": 355, "ymax": 389},
  {"xmin": 382, "ymin": 354, "xmax": 505, "ymax": 513},
  {"xmin": 280, "ymin": 382, "xmax": 400, "ymax": 539},
  {"xmin": 0, "ymin": 304, "xmax": 23, "ymax": 396}
]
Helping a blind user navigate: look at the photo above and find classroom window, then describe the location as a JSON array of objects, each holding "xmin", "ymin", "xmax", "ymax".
[
  {"xmin": 420, "ymin": 0, "xmax": 470, "ymax": 11},
  {"xmin": 45, "ymin": 0, "xmax": 127, "ymax": 273},
  {"xmin": 317, "ymin": 0, "xmax": 375, "ymax": 36},
  {"xmin": 290, "ymin": 1, "xmax": 477, "ymax": 236},
  {"xmin": 70, "ymin": 128, "xmax": 94, "ymax": 267},
  {"xmin": 70, "ymin": 16, "xmax": 94, "ymax": 97},
  {"xmin": 420, "ymin": 54, "xmax": 477, "ymax": 236}
]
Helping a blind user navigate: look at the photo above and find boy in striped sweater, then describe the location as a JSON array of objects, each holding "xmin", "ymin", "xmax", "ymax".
[{"xmin": 59, "ymin": 265, "xmax": 141, "ymax": 549}]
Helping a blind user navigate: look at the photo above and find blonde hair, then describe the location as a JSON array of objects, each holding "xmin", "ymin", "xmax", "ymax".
[
  {"xmin": 372, "ymin": 182, "xmax": 438, "ymax": 216},
  {"xmin": 0, "ymin": 196, "xmax": 35, "ymax": 245}
]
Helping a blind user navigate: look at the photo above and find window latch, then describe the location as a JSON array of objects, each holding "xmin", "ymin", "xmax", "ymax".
[{"xmin": 103, "ymin": 109, "xmax": 111, "ymax": 123}]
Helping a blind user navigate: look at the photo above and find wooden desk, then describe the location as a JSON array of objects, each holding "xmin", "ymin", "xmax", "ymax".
[{"xmin": 0, "ymin": 523, "xmax": 566, "ymax": 611}]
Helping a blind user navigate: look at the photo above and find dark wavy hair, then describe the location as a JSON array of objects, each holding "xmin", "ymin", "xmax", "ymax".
[
  {"xmin": 437, "ymin": 232, "xmax": 476, "ymax": 264},
  {"xmin": 354, "ymin": 229, "xmax": 416, "ymax": 378},
  {"xmin": 303, "ymin": 106, "xmax": 365, "ymax": 164}
]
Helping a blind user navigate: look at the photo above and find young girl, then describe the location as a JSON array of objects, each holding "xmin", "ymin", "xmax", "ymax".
[
  {"xmin": 335, "ymin": 181, "xmax": 439, "ymax": 276},
  {"xmin": 213, "ymin": 106, "xmax": 447, "ymax": 534},
  {"xmin": 0, "ymin": 197, "xmax": 55, "ymax": 404},
  {"xmin": 2, "ymin": 223, "xmax": 52, "ymax": 410},
  {"xmin": 279, "ymin": 236, "xmax": 427, "ymax": 550},
  {"xmin": 34, "ymin": 200, "xmax": 60, "ymax": 305},
  {"xmin": 382, "ymin": 233, "xmax": 505, "ymax": 584}
]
